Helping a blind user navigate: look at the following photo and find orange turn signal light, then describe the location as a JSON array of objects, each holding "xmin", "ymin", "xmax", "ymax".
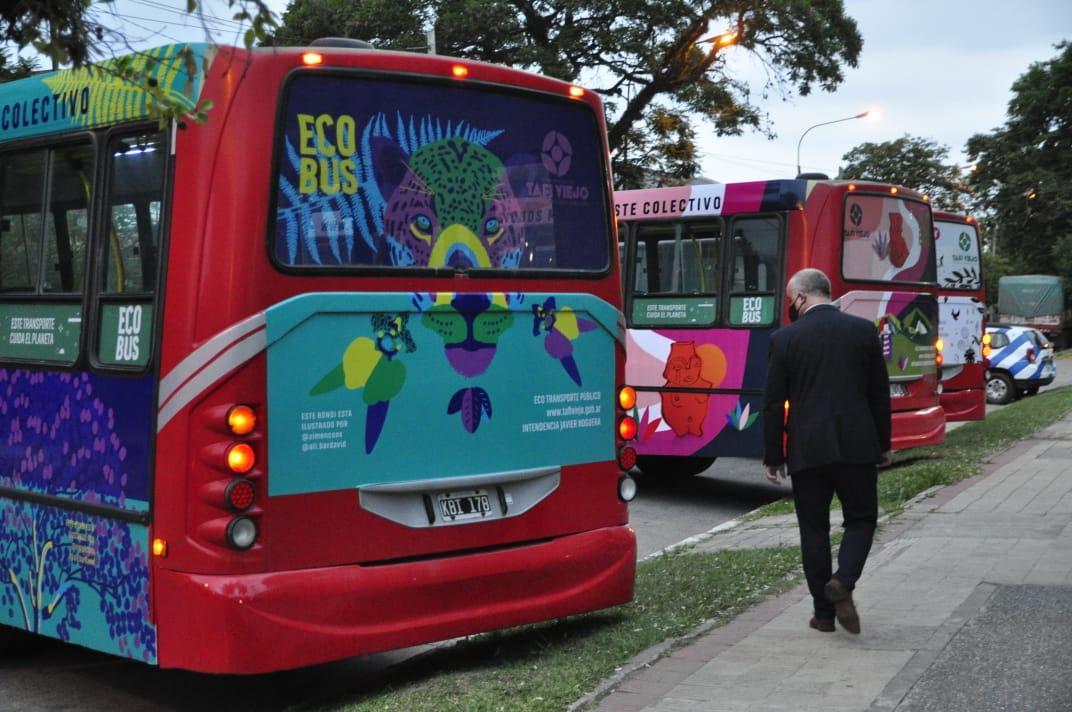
[
  {"xmin": 847, "ymin": 183, "xmax": 857, "ymax": 191},
  {"xmin": 982, "ymin": 333, "xmax": 991, "ymax": 345},
  {"xmin": 152, "ymin": 538, "xmax": 168, "ymax": 557},
  {"xmin": 618, "ymin": 386, "xmax": 637, "ymax": 410},
  {"xmin": 227, "ymin": 405, "xmax": 256, "ymax": 436},
  {"xmin": 451, "ymin": 64, "xmax": 469, "ymax": 78},
  {"xmin": 935, "ymin": 338, "xmax": 944, "ymax": 352},
  {"xmin": 302, "ymin": 52, "xmax": 324, "ymax": 66},
  {"xmin": 568, "ymin": 85, "xmax": 585, "ymax": 98},
  {"xmin": 890, "ymin": 187, "xmax": 899, "ymax": 194},
  {"xmin": 618, "ymin": 416, "xmax": 637, "ymax": 441},
  {"xmin": 227, "ymin": 443, "xmax": 255, "ymax": 474}
]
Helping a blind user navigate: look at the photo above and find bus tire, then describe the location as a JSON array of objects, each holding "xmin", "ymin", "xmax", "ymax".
[
  {"xmin": 986, "ymin": 372, "xmax": 1015, "ymax": 405},
  {"xmin": 636, "ymin": 455, "xmax": 714, "ymax": 478}
]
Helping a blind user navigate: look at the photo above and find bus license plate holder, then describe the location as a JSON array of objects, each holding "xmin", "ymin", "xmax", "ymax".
[
  {"xmin": 438, "ymin": 489, "xmax": 493, "ymax": 522},
  {"xmin": 890, "ymin": 383, "xmax": 909, "ymax": 397}
]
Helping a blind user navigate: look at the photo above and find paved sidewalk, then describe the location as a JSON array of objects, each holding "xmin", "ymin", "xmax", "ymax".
[{"xmin": 595, "ymin": 413, "xmax": 1072, "ymax": 711}]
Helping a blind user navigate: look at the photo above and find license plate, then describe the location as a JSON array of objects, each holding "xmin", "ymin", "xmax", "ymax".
[
  {"xmin": 890, "ymin": 383, "xmax": 909, "ymax": 397},
  {"xmin": 438, "ymin": 489, "xmax": 493, "ymax": 522}
]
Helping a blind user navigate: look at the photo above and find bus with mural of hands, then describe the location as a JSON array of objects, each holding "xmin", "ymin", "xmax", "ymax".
[
  {"xmin": 614, "ymin": 179, "xmax": 945, "ymax": 478},
  {"xmin": 0, "ymin": 42, "xmax": 637, "ymax": 672}
]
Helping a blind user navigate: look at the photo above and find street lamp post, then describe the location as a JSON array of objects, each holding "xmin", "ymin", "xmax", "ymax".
[{"xmin": 795, "ymin": 111, "xmax": 869, "ymax": 177}]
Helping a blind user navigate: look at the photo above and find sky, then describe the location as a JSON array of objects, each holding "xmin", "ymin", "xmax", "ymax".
[{"xmin": 10, "ymin": 0, "xmax": 1070, "ymax": 185}]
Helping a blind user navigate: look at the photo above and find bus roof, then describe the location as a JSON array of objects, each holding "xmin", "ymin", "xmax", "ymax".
[
  {"xmin": 0, "ymin": 44, "xmax": 214, "ymax": 143},
  {"xmin": 614, "ymin": 179, "xmax": 927, "ymax": 221}
]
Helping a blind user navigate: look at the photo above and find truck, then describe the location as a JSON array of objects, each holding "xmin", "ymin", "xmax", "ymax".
[{"xmin": 995, "ymin": 275, "xmax": 1070, "ymax": 349}]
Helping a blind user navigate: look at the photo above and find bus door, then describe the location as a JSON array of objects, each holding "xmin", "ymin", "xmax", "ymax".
[{"xmin": 623, "ymin": 214, "xmax": 783, "ymax": 474}]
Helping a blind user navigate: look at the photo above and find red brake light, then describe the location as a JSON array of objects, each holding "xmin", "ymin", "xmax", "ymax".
[
  {"xmin": 226, "ymin": 479, "xmax": 256, "ymax": 511},
  {"xmin": 618, "ymin": 446, "xmax": 637, "ymax": 471},
  {"xmin": 618, "ymin": 416, "xmax": 637, "ymax": 441}
]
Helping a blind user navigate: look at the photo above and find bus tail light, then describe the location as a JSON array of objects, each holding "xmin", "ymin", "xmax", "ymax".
[
  {"xmin": 226, "ymin": 478, "xmax": 256, "ymax": 511},
  {"xmin": 618, "ymin": 445, "xmax": 637, "ymax": 471},
  {"xmin": 227, "ymin": 442, "xmax": 255, "ymax": 473},
  {"xmin": 152, "ymin": 538, "xmax": 168, "ymax": 557},
  {"xmin": 1027, "ymin": 347, "xmax": 1036, "ymax": 363},
  {"xmin": 618, "ymin": 386, "xmax": 637, "ymax": 410},
  {"xmin": 568, "ymin": 85, "xmax": 585, "ymax": 98},
  {"xmin": 301, "ymin": 52, "xmax": 324, "ymax": 66},
  {"xmin": 618, "ymin": 474, "xmax": 637, "ymax": 502},
  {"xmin": 935, "ymin": 338, "xmax": 944, "ymax": 366},
  {"xmin": 227, "ymin": 405, "xmax": 257, "ymax": 435},
  {"xmin": 226, "ymin": 517, "xmax": 258, "ymax": 550},
  {"xmin": 451, "ymin": 64, "xmax": 469, "ymax": 78},
  {"xmin": 618, "ymin": 416, "xmax": 637, "ymax": 441}
]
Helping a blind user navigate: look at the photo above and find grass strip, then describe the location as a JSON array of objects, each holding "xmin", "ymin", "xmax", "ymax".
[
  {"xmin": 330, "ymin": 547, "xmax": 801, "ymax": 712},
  {"xmin": 748, "ymin": 385, "xmax": 1072, "ymax": 520}
]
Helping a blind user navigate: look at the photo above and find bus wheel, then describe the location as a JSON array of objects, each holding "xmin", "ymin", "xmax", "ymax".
[
  {"xmin": 636, "ymin": 455, "xmax": 714, "ymax": 478},
  {"xmin": 986, "ymin": 372, "xmax": 1015, "ymax": 405}
]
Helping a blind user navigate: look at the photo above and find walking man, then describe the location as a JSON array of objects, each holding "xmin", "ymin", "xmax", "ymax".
[{"xmin": 762, "ymin": 268, "xmax": 892, "ymax": 634}]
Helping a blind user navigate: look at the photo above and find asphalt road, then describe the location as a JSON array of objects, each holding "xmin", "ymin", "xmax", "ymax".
[{"xmin": 2, "ymin": 360, "xmax": 1069, "ymax": 711}]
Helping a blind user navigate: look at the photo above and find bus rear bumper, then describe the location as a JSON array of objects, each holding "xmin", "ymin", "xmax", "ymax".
[
  {"xmin": 940, "ymin": 388, "xmax": 986, "ymax": 422},
  {"xmin": 154, "ymin": 525, "xmax": 636, "ymax": 674},
  {"xmin": 891, "ymin": 405, "xmax": 946, "ymax": 450}
]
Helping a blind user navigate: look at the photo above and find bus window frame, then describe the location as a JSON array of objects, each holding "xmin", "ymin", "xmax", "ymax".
[
  {"xmin": 721, "ymin": 211, "xmax": 786, "ymax": 330},
  {"xmin": 264, "ymin": 66, "xmax": 615, "ymax": 281},
  {"xmin": 623, "ymin": 216, "xmax": 727, "ymax": 329},
  {"xmin": 0, "ymin": 131, "xmax": 97, "ymax": 370},
  {"xmin": 838, "ymin": 190, "xmax": 937, "ymax": 290},
  {"xmin": 86, "ymin": 123, "xmax": 172, "ymax": 376}
]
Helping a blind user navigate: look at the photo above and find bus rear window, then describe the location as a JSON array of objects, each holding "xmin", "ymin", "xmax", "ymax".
[
  {"xmin": 272, "ymin": 74, "xmax": 609, "ymax": 272},
  {"xmin": 935, "ymin": 220, "xmax": 981, "ymax": 290},
  {"xmin": 842, "ymin": 195, "xmax": 935, "ymax": 284}
]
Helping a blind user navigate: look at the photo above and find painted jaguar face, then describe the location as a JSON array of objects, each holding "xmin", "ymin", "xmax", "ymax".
[
  {"xmin": 382, "ymin": 137, "xmax": 524, "ymax": 269},
  {"xmin": 421, "ymin": 292, "xmax": 515, "ymax": 377}
]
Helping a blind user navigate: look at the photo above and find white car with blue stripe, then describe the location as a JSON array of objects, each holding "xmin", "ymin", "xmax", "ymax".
[{"xmin": 985, "ymin": 325, "xmax": 1056, "ymax": 404}]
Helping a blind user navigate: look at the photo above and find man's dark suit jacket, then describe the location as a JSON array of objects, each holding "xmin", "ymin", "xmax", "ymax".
[{"xmin": 762, "ymin": 303, "xmax": 892, "ymax": 474}]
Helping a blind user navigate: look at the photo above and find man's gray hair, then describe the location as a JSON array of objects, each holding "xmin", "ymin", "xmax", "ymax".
[{"xmin": 789, "ymin": 268, "xmax": 831, "ymax": 297}]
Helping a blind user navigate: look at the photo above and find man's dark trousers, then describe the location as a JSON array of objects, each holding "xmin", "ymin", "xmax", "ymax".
[{"xmin": 791, "ymin": 462, "xmax": 879, "ymax": 620}]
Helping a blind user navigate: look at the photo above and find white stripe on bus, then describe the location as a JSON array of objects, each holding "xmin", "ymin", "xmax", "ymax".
[
  {"xmin": 156, "ymin": 326, "xmax": 268, "ymax": 433},
  {"xmin": 158, "ymin": 311, "xmax": 267, "ymax": 407}
]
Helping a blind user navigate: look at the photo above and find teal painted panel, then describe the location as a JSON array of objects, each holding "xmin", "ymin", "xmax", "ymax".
[
  {"xmin": 266, "ymin": 292, "xmax": 620, "ymax": 495},
  {"xmin": 0, "ymin": 498, "xmax": 156, "ymax": 663}
]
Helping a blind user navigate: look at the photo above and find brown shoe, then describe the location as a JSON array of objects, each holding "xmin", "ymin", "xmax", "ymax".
[
  {"xmin": 809, "ymin": 617, "xmax": 835, "ymax": 633},
  {"xmin": 824, "ymin": 578, "xmax": 860, "ymax": 634}
]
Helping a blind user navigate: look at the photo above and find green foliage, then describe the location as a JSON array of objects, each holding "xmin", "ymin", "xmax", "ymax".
[
  {"xmin": 967, "ymin": 42, "xmax": 1072, "ymax": 280},
  {"xmin": 982, "ymin": 251, "xmax": 1020, "ymax": 306},
  {"xmin": 838, "ymin": 134, "xmax": 969, "ymax": 211},
  {"xmin": 270, "ymin": 0, "xmax": 864, "ymax": 188},
  {"xmin": 0, "ymin": 49, "xmax": 37, "ymax": 81},
  {"xmin": 332, "ymin": 547, "xmax": 801, "ymax": 711}
]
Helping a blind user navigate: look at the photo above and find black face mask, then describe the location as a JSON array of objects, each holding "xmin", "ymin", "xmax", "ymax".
[{"xmin": 788, "ymin": 294, "xmax": 805, "ymax": 322}]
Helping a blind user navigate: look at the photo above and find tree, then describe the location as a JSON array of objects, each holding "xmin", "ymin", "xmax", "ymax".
[
  {"xmin": 268, "ymin": 0, "xmax": 863, "ymax": 188},
  {"xmin": 1, "ymin": 1, "xmax": 277, "ymax": 122},
  {"xmin": 838, "ymin": 134, "xmax": 969, "ymax": 211},
  {"xmin": 0, "ymin": 49, "xmax": 37, "ymax": 82},
  {"xmin": 967, "ymin": 43, "xmax": 1072, "ymax": 279}
]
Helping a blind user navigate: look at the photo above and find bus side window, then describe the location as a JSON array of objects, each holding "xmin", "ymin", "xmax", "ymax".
[
  {"xmin": 95, "ymin": 133, "xmax": 166, "ymax": 368},
  {"xmin": 0, "ymin": 145, "xmax": 90, "ymax": 365},
  {"xmin": 43, "ymin": 144, "xmax": 94, "ymax": 293},
  {"xmin": 0, "ymin": 150, "xmax": 48, "ymax": 293},
  {"xmin": 727, "ymin": 216, "xmax": 781, "ymax": 327}
]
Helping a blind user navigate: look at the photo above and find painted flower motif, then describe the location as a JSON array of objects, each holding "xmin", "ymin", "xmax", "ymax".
[
  {"xmin": 532, "ymin": 297, "xmax": 597, "ymax": 386},
  {"xmin": 309, "ymin": 312, "xmax": 415, "ymax": 454},
  {"xmin": 725, "ymin": 400, "xmax": 759, "ymax": 431}
]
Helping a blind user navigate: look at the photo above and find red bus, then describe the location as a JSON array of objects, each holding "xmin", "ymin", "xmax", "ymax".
[
  {"xmin": 0, "ymin": 43, "xmax": 635, "ymax": 672},
  {"xmin": 933, "ymin": 211, "xmax": 987, "ymax": 421},
  {"xmin": 614, "ymin": 180, "xmax": 944, "ymax": 477}
]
